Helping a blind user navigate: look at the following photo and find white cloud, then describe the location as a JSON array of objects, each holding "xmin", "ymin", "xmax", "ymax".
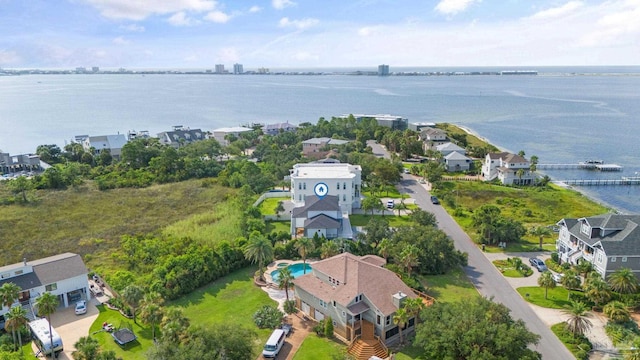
[
  {"xmin": 530, "ymin": 1, "xmax": 584, "ymax": 20},
  {"xmin": 293, "ymin": 51, "xmax": 318, "ymax": 61},
  {"xmin": 218, "ymin": 47, "xmax": 239, "ymax": 62},
  {"xmin": 0, "ymin": 50, "xmax": 20, "ymax": 65},
  {"xmin": 249, "ymin": 5, "xmax": 262, "ymax": 13},
  {"xmin": 272, "ymin": 0, "xmax": 295, "ymax": 10},
  {"xmin": 279, "ymin": 17, "xmax": 319, "ymax": 30},
  {"xmin": 112, "ymin": 36, "xmax": 130, "ymax": 45},
  {"xmin": 120, "ymin": 24, "xmax": 145, "ymax": 32},
  {"xmin": 434, "ymin": 0, "xmax": 480, "ymax": 15},
  {"xmin": 578, "ymin": 0, "xmax": 640, "ymax": 47},
  {"xmin": 168, "ymin": 11, "xmax": 199, "ymax": 26},
  {"xmin": 204, "ymin": 10, "xmax": 231, "ymax": 23},
  {"xmin": 80, "ymin": 0, "xmax": 217, "ymax": 20},
  {"xmin": 358, "ymin": 26, "xmax": 381, "ymax": 37}
]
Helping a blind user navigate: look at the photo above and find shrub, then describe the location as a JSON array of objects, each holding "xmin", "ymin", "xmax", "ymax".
[
  {"xmin": 283, "ymin": 300, "xmax": 297, "ymax": 315},
  {"xmin": 314, "ymin": 319, "xmax": 326, "ymax": 336},
  {"xmin": 605, "ymin": 321, "xmax": 640, "ymax": 346},
  {"xmin": 324, "ymin": 317, "xmax": 334, "ymax": 338},
  {"xmin": 551, "ymin": 252, "xmax": 559, "ymax": 264},
  {"xmin": 551, "ymin": 323, "xmax": 592, "ymax": 360},
  {"xmin": 253, "ymin": 305, "xmax": 284, "ymax": 329}
]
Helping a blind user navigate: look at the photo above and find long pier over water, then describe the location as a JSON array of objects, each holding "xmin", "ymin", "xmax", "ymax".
[
  {"xmin": 538, "ymin": 162, "xmax": 623, "ymax": 171},
  {"xmin": 557, "ymin": 177, "xmax": 640, "ymax": 186}
]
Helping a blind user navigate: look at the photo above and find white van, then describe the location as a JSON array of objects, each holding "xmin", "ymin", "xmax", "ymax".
[{"xmin": 262, "ymin": 329, "xmax": 286, "ymax": 358}]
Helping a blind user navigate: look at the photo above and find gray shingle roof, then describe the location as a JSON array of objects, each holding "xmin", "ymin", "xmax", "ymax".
[
  {"xmin": 0, "ymin": 253, "xmax": 87, "ymax": 291},
  {"xmin": 292, "ymin": 195, "xmax": 340, "ymax": 218},
  {"xmin": 304, "ymin": 214, "xmax": 341, "ymax": 229},
  {"xmin": 564, "ymin": 215, "xmax": 640, "ymax": 256}
]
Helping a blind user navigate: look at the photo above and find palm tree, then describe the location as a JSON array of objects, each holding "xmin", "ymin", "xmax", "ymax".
[
  {"xmin": 0, "ymin": 282, "xmax": 22, "ymax": 348},
  {"xmin": 122, "ymin": 284, "xmax": 144, "ymax": 324},
  {"xmin": 538, "ymin": 271, "xmax": 556, "ymax": 299},
  {"xmin": 576, "ymin": 261, "xmax": 594, "ymax": 277},
  {"xmin": 4, "ymin": 305, "xmax": 29, "ymax": 351},
  {"xmin": 529, "ymin": 226, "xmax": 552, "ymax": 250},
  {"xmin": 583, "ymin": 272, "xmax": 611, "ymax": 307},
  {"xmin": 139, "ymin": 293, "xmax": 164, "ymax": 341},
  {"xmin": 243, "ymin": 231, "xmax": 274, "ymax": 279},
  {"xmin": 277, "ymin": 267, "xmax": 295, "ymax": 302},
  {"xmin": 562, "ymin": 301, "xmax": 592, "ymax": 338},
  {"xmin": 72, "ymin": 336, "xmax": 100, "ymax": 360},
  {"xmin": 400, "ymin": 245, "xmax": 420, "ymax": 277},
  {"xmin": 516, "ymin": 168, "xmax": 525, "ymax": 185},
  {"xmin": 403, "ymin": 298, "xmax": 426, "ymax": 325},
  {"xmin": 377, "ymin": 238, "xmax": 392, "ymax": 261},
  {"xmin": 36, "ymin": 292, "xmax": 59, "ymax": 358},
  {"xmin": 393, "ymin": 307, "xmax": 409, "ymax": 345},
  {"xmin": 295, "ymin": 237, "xmax": 314, "ymax": 274},
  {"xmin": 320, "ymin": 241, "xmax": 339, "ymax": 259},
  {"xmin": 608, "ymin": 268, "xmax": 639, "ymax": 294},
  {"xmin": 161, "ymin": 308, "xmax": 190, "ymax": 344},
  {"xmin": 561, "ymin": 269, "xmax": 582, "ymax": 294},
  {"xmin": 0, "ymin": 282, "xmax": 21, "ymax": 309},
  {"xmin": 604, "ymin": 301, "xmax": 631, "ymax": 323}
]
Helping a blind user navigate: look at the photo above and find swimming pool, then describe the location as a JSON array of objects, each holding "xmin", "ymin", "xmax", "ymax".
[{"xmin": 270, "ymin": 263, "xmax": 312, "ymax": 283}]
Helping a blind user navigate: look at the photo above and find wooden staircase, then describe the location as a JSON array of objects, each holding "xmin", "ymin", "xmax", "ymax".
[{"xmin": 348, "ymin": 320, "xmax": 388, "ymax": 360}]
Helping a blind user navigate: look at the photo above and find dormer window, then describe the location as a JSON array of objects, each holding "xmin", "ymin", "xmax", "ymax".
[{"xmin": 581, "ymin": 223, "xmax": 590, "ymax": 236}]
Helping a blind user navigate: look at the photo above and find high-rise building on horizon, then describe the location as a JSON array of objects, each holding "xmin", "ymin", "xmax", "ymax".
[
  {"xmin": 233, "ymin": 63, "xmax": 243, "ymax": 74},
  {"xmin": 215, "ymin": 64, "xmax": 225, "ymax": 74},
  {"xmin": 378, "ymin": 64, "xmax": 389, "ymax": 76}
]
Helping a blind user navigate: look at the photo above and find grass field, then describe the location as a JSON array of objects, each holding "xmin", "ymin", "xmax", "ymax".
[
  {"xmin": 89, "ymin": 305, "xmax": 151, "ymax": 360},
  {"xmin": 350, "ymin": 214, "xmax": 414, "ymax": 227},
  {"xmin": 292, "ymin": 334, "xmax": 346, "ymax": 360},
  {"xmin": 434, "ymin": 181, "xmax": 609, "ymax": 246},
  {"xmin": 258, "ymin": 197, "xmax": 290, "ymax": 215},
  {"xmin": 420, "ymin": 268, "xmax": 480, "ymax": 303},
  {"xmin": 0, "ymin": 179, "xmax": 237, "ymax": 267},
  {"xmin": 517, "ymin": 286, "xmax": 581, "ymax": 309}
]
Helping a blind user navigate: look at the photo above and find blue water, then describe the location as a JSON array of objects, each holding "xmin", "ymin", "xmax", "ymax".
[
  {"xmin": 271, "ymin": 263, "xmax": 312, "ymax": 282},
  {"xmin": 1, "ymin": 67, "xmax": 639, "ymax": 213}
]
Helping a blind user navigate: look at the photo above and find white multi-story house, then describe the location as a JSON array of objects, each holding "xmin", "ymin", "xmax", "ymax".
[
  {"xmin": 81, "ymin": 134, "xmax": 128, "ymax": 160},
  {"xmin": 482, "ymin": 152, "xmax": 534, "ymax": 185},
  {"xmin": 289, "ymin": 163, "xmax": 361, "ymax": 214},
  {"xmin": 0, "ymin": 253, "xmax": 90, "ymax": 325},
  {"xmin": 557, "ymin": 214, "xmax": 640, "ymax": 279},
  {"xmin": 291, "ymin": 195, "xmax": 351, "ymax": 239},
  {"xmin": 210, "ymin": 126, "xmax": 254, "ymax": 146},
  {"xmin": 443, "ymin": 152, "xmax": 472, "ymax": 172}
]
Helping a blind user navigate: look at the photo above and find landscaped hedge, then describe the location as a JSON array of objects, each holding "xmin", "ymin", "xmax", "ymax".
[{"xmin": 551, "ymin": 323, "xmax": 592, "ymax": 360}]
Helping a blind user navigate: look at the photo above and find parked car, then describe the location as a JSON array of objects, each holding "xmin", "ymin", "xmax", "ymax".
[
  {"xmin": 430, "ymin": 196, "xmax": 440, "ymax": 204},
  {"xmin": 281, "ymin": 323, "xmax": 292, "ymax": 337},
  {"xmin": 386, "ymin": 200, "xmax": 394, "ymax": 209},
  {"xmin": 529, "ymin": 258, "xmax": 547, "ymax": 272},
  {"xmin": 403, "ymin": 168, "xmax": 410, "ymax": 174},
  {"xmin": 75, "ymin": 300, "xmax": 87, "ymax": 315},
  {"xmin": 552, "ymin": 273, "xmax": 564, "ymax": 283}
]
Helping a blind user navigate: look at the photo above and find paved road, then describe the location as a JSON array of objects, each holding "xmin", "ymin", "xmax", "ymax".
[{"xmin": 367, "ymin": 141, "xmax": 574, "ymax": 360}]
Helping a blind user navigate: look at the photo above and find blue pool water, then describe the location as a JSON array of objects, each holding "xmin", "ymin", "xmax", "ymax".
[{"xmin": 271, "ymin": 263, "xmax": 312, "ymax": 282}]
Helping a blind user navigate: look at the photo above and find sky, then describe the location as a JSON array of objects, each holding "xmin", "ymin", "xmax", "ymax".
[{"xmin": 0, "ymin": 0, "xmax": 638, "ymax": 69}]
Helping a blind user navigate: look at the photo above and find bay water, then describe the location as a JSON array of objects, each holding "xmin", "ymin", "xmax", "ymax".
[{"xmin": 1, "ymin": 67, "xmax": 639, "ymax": 213}]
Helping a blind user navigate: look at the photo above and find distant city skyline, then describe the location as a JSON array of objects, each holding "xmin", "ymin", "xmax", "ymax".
[{"xmin": 1, "ymin": 1, "xmax": 638, "ymax": 69}]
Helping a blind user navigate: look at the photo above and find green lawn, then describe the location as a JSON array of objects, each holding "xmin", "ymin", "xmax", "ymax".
[
  {"xmin": 394, "ymin": 344, "xmax": 426, "ymax": 360},
  {"xmin": 420, "ymin": 268, "xmax": 480, "ymax": 303},
  {"xmin": 88, "ymin": 305, "xmax": 151, "ymax": 360},
  {"xmin": 292, "ymin": 334, "xmax": 346, "ymax": 360},
  {"xmin": 266, "ymin": 220, "xmax": 291, "ymax": 234},
  {"xmin": 169, "ymin": 267, "xmax": 276, "ymax": 355},
  {"xmin": 350, "ymin": 214, "xmax": 414, "ymax": 227},
  {"xmin": 258, "ymin": 197, "xmax": 290, "ymax": 215},
  {"xmin": 363, "ymin": 186, "xmax": 403, "ymax": 198},
  {"xmin": 517, "ymin": 286, "xmax": 580, "ymax": 309}
]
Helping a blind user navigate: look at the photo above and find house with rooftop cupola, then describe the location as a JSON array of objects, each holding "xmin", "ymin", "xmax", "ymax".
[
  {"xmin": 556, "ymin": 214, "xmax": 640, "ymax": 279},
  {"xmin": 292, "ymin": 253, "xmax": 433, "ymax": 356},
  {"xmin": 157, "ymin": 125, "xmax": 206, "ymax": 148}
]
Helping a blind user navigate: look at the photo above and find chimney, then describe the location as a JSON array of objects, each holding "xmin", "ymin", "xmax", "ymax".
[{"xmin": 392, "ymin": 291, "xmax": 407, "ymax": 309}]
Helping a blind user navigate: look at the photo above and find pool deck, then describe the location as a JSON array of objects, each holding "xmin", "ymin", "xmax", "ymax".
[{"xmin": 264, "ymin": 259, "xmax": 316, "ymax": 285}]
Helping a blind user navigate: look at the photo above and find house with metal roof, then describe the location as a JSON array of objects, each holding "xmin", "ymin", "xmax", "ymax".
[
  {"xmin": 0, "ymin": 253, "xmax": 90, "ymax": 324},
  {"xmin": 443, "ymin": 151, "xmax": 472, "ymax": 172},
  {"xmin": 263, "ymin": 122, "xmax": 298, "ymax": 136},
  {"xmin": 293, "ymin": 253, "xmax": 431, "ymax": 352},
  {"xmin": 557, "ymin": 214, "xmax": 640, "ymax": 279},
  {"xmin": 301, "ymin": 137, "xmax": 349, "ymax": 158},
  {"xmin": 80, "ymin": 134, "xmax": 128, "ymax": 160}
]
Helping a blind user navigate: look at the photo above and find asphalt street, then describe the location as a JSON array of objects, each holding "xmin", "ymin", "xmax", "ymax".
[{"xmin": 368, "ymin": 140, "xmax": 574, "ymax": 360}]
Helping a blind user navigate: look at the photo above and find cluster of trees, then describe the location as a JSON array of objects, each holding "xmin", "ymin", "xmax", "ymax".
[
  {"xmin": 471, "ymin": 204, "xmax": 527, "ymax": 245},
  {"xmin": 415, "ymin": 297, "xmax": 541, "ymax": 359}
]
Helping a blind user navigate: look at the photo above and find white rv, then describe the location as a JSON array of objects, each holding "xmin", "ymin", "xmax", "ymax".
[
  {"xmin": 262, "ymin": 329, "xmax": 286, "ymax": 358},
  {"xmin": 29, "ymin": 318, "xmax": 63, "ymax": 356}
]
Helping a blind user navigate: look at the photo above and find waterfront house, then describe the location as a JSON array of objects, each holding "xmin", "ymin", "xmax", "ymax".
[
  {"xmin": 210, "ymin": 126, "xmax": 253, "ymax": 146},
  {"xmin": 0, "ymin": 153, "xmax": 45, "ymax": 175},
  {"xmin": 289, "ymin": 162, "xmax": 361, "ymax": 214},
  {"xmin": 557, "ymin": 214, "xmax": 640, "ymax": 279},
  {"xmin": 419, "ymin": 128, "xmax": 448, "ymax": 152},
  {"xmin": 435, "ymin": 142, "xmax": 466, "ymax": 157},
  {"xmin": 157, "ymin": 126, "xmax": 206, "ymax": 148},
  {"xmin": 81, "ymin": 134, "xmax": 128, "ymax": 160},
  {"xmin": 443, "ymin": 151, "xmax": 472, "ymax": 172},
  {"xmin": 338, "ymin": 114, "xmax": 409, "ymax": 131},
  {"xmin": 263, "ymin": 122, "xmax": 298, "ymax": 136},
  {"xmin": 0, "ymin": 253, "xmax": 90, "ymax": 325},
  {"xmin": 482, "ymin": 152, "xmax": 534, "ymax": 185},
  {"xmin": 293, "ymin": 253, "xmax": 427, "ymax": 350}
]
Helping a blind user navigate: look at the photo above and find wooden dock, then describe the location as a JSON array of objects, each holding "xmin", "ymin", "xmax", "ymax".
[
  {"xmin": 559, "ymin": 177, "xmax": 640, "ymax": 186},
  {"xmin": 538, "ymin": 162, "xmax": 623, "ymax": 171}
]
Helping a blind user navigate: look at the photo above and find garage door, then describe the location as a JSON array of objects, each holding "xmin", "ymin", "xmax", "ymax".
[
  {"xmin": 314, "ymin": 309, "xmax": 325, "ymax": 321},
  {"xmin": 301, "ymin": 301, "xmax": 310, "ymax": 315}
]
